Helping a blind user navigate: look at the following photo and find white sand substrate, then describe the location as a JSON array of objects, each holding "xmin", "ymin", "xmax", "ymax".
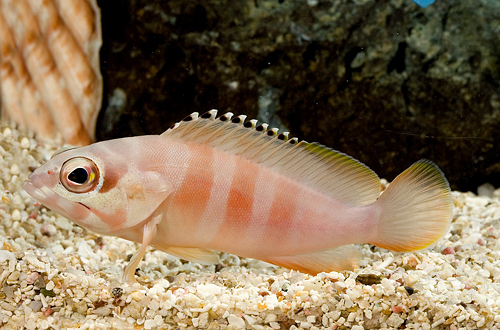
[{"xmin": 0, "ymin": 122, "xmax": 499, "ymax": 330}]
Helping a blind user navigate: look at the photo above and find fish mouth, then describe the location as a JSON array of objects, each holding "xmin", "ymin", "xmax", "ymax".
[
  {"xmin": 23, "ymin": 178, "xmax": 49, "ymax": 202},
  {"xmin": 23, "ymin": 170, "xmax": 56, "ymax": 203}
]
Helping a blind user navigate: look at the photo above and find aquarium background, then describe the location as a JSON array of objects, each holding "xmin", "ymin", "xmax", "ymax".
[
  {"xmin": 1, "ymin": 1, "xmax": 500, "ymax": 329},
  {"xmin": 96, "ymin": 0, "xmax": 500, "ymax": 192}
]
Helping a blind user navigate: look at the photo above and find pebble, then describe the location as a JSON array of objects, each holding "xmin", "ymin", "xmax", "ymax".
[
  {"xmin": 442, "ymin": 247, "xmax": 455, "ymax": 255},
  {"xmin": 10, "ymin": 164, "xmax": 19, "ymax": 175},
  {"xmin": 26, "ymin": 272, "xmax": 40, "ymax": 285},
  {"xmin": 3, "ymin": 127, "xmax": 12, "ymax": 137},
  {"xmin": 11, "ymin": 209, "xmax": 21, "ymax": 221},
  {"xmin": 144, "ymin": 319, "xmax": 156, "ymax": 329},
  {"xmin": 227, "ymin": 314, "xmax": 246, "ymax": 328},
  {"xmin": 20, "ymin": 137, "xmax": 30, "ymax": 149},
  {"xmin": 46, "ymin": 280, "xmax": 55, "ymax": 291},
  {"xmin": 40, "ymin": 223, "xmax": 57, "ymax": 236},
  {"xmin": 196, "ymin": 283, "xmax": 222, "ymax": 298},
  {"xmin": 0, "ymin": 250, "xmax": 15, "ymax": 264}
]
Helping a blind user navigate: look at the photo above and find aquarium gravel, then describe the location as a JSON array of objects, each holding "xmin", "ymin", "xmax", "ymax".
[{"xmin": 1, "ymin": 123, "xmax": 500, "ymax": 330}]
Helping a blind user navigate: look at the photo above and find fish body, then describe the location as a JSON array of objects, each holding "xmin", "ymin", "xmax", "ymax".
[
  {"xmin": 154, "ymin": 141, "xmax": 377, "ymax": 258},
  {"xmin": 24, "ymin": 111, "xmax": 452, "ymax": 283}
]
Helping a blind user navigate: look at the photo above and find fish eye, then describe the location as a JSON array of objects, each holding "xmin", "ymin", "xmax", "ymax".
[
  {"xmin": 60, "ymin": 157, "xmax": 99, "ymax": 193},
  {"xmin": 68, "ymin": 167, "xmax": 89, "ymax": 184}
]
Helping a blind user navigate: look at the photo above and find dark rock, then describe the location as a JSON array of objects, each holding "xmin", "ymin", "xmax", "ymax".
[
  {"xmin": 96, "ymin": 0, "xmax": 500, "ymax": 191},
  {"xmin": 405, "ymin": 286, "xmax": 415, "ymax": 295},
  {"xmin": 356, "ymin": 273, "xmax": 383, "ymax": 285}
]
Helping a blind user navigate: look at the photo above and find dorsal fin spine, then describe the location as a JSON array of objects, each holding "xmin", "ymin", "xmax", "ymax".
[
  {"xmin": 267, "ymin": 128, "xmax": 279, "ymax": 137},
  {"xmin": 238, "ymin": 133, "xmax": 279, "ymax": 160},
  {"xmin": 192, "ymin": 118, "xmax": 229, "ymax": 144},
  {"xmin": 162, "ymin": 110, "xmax": 381, "ymax": 206},
  {"xmin": 200, "ymin": 109, "xmax": 218, "ymax": 119},
  {"xmin": 180, "ymin": 118, "xmax": 212, "ymax": 141},
  {"xmin": 262, "ymin": 141, "xmax": 299, "ymax": 168},
  {"xmin": 247, "ymin": 119, "xmax": 258, "ymax": 128},
  {"xmin": 228, "ymin": 128, "xmax": 267, "ymax": 157},
  {"xmin": 210, "ymin": 121, "xmax": 256, "ymax": 148},
  {"xmin": 230, "ymin": 127, "xmax": 264, "ymax": 150},
  {"xmin": 278, "ymin": 142, "xmax": 311, "ymax": 173},
  {"xmin": 195, "ymin": 112, "xmax": 238, "ymax": 146},
  {"xmin": 232, "ymin": 115, "xmax": 247, "ymax": 124},
  {"xmin": 202, "ymin": 121, "xmax": 232, "ymax": 144},
  {"xmin": 220, "ymin": 112, "xmax": 234, "ymax": 121},
  {"xmin": 256, "ymin": 124, "xmax": 268, "ymax": 132}
]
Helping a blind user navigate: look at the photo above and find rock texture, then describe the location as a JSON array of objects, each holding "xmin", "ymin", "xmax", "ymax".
[
  {"xmin": 96, "ymin": 0, "xmax": 500, "ymax": 191},
  {"xmin": 0, "ymin": 0, "xmax": 102, "ymax": 145}
]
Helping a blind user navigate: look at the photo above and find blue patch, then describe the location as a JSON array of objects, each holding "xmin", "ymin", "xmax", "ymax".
[{"xmin": 411, "ymin": 0, "xmax": 435, "ymax": 8}]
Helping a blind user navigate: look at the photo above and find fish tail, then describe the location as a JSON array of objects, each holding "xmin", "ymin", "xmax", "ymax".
[{"xmin": 371, "ymin": 160, "xmax": 452, "ymax": 252}]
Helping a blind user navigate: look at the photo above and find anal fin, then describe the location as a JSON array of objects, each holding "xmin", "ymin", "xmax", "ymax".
[
  {"xmin": 263, "ymin": 245, "xmax": 361, "ymax": 275},
  {"xmin": 161, "ymin": 246, "xmax": 220, "ymax": 265}
]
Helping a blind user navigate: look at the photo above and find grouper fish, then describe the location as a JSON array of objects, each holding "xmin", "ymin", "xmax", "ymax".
[{"xmin": 24, "ymin": 110, "xmax": 452, "ymax": 283}]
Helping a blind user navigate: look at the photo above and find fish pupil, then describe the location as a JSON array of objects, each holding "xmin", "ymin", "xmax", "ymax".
[{"xmin": 68, "ymin": 168, "xmax": 89, "ymax": 184}]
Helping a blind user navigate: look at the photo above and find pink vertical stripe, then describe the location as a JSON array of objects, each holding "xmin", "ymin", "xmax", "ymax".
[
  {"xmin": 261, "ymin": 176, "xmax": 299, "ymax": 246},
  {"xmin": 218, "ymin": 158, "xmax": 260, "ymax": 239},
  {"xmin": 194, "ymin": 152, "xmax": 237, "ymax": 244},
  {"xmin": 170, "ymin": 144, "xmax": 214, "ymax": 229}
]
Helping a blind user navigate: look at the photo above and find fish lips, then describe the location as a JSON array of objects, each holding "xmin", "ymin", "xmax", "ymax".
[
  {"xmin": 23, "ymin": 168, "xmax": 57, "ymax": 199},
  {"xmin": 23, "ymin": 178, "xmax": 47, "ymax": 202}
]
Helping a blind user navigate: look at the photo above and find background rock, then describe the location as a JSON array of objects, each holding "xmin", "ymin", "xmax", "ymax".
[{"xmin": 96, "ymin": 0, "xmax": 500, "ymax": 191}]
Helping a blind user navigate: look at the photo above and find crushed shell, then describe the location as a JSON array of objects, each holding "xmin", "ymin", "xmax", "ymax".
[
  {"xmin": 0, "ymin": 0, "xmax": 102, "ymax": 146},
  {"xmin": 2, "ymin": 122, "xmax": 500, "ymax": 329}
]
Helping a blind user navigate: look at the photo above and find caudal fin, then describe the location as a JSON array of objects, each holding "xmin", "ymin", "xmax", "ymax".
[{"xmin": 372, "ymin": 160, "xmax": 452, "ymax": 252}]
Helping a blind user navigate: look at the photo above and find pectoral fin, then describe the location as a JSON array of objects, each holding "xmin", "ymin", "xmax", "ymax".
[
  {"xmin": 263, "ymin": 245, "xmax": 361, "ymax": 275},
  {"xmin": 161, "ymin": 247, "xmax": 220, "ymax": 265}
]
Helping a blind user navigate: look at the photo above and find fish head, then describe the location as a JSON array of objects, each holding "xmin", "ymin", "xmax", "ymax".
[{"xmin": 23, "ymin": 138, "xmax": 172, "ymax": 236}]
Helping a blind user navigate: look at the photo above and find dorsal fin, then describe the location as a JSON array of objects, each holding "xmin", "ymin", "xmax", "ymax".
[{"xmin": 161, "ymin": 110, "xmax": 381, "ymax": 206}]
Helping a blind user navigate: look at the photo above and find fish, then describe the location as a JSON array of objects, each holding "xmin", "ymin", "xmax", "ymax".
[{"xmin": 23, "ymin": 110, "xmax": 452, "ymax": 284}]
